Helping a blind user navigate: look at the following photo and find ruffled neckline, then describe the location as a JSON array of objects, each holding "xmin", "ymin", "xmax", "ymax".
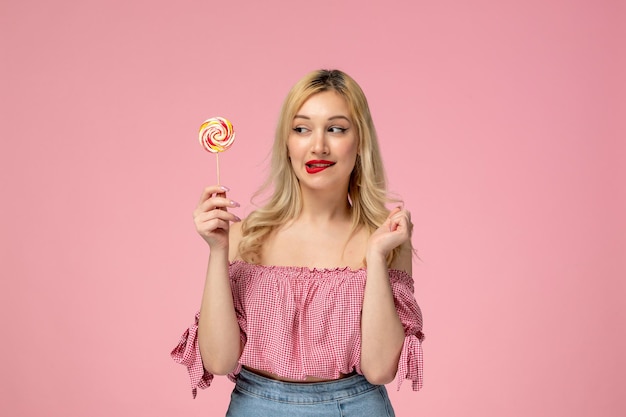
[
  {"xmin": 229, "ymin": 260, "xmax": 412, "ymax": 278},
  {"xmin": 229, "ymin": 259, "xmax": 365, "ymax": 274}
]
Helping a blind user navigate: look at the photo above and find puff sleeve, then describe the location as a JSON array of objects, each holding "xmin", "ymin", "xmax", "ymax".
[
  {"xmin": 170, "ymin": 311, "xmax": 214, "ymax": 398},
  {"xmin": 389, "ymin": 269, "xmax": 425, "ymax": 391}
]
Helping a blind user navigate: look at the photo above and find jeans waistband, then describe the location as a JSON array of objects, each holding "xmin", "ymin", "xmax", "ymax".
[{"xmin": 235, "ymin": 368, "xmax": 378, "ymax": 404}]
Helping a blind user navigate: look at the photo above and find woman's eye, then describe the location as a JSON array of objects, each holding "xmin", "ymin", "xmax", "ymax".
[
  {"xmin": 328, "ymin": 126, "xmax": 347, "ymax": 133},
  {"xmin": 293, "ymin": 127, "xmax": 309, "ymax": 133}
]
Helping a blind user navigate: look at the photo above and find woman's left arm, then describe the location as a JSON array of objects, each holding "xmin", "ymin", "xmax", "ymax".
[{"xmin": 360, "ymin": 207, "xmax": 413, "ymax": 385}]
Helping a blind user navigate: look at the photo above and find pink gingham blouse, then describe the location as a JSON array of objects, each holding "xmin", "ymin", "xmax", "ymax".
[{"xmin": 171, "ymin": 261, "xmax": 424, "ymax": 398}]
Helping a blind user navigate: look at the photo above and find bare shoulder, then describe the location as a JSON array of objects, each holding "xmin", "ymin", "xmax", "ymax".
[
  {"xmin": 228, "ymin": 220, "xmax": 244, "ymax": 262},
  {"xmin": 390, "ymin": 240, "xmax": 413, "ymax": 275}
]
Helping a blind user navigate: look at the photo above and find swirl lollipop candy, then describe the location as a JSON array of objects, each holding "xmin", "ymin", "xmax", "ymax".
[
  {"xmin": 199, "ymin": 117, "xmax": 236, "ymax": 153},
  {"xmin": 198, "ymin": 117, "xmax": 236, "ymax": 184}
]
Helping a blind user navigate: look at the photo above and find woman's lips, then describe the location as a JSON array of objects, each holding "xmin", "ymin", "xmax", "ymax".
[{"xmin": 305, "ymin": 160, "xmax": 335, "ymax": 174}]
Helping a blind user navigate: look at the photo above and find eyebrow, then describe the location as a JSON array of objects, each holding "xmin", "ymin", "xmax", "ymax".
[{"xmin": 293, "ymin": 115, "xmax": 351, "ymax": 123}]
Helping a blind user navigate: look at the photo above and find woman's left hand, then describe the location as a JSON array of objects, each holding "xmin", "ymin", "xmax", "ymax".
[{"xmin": 366, "ymin": 207, "xmax": 413, "ymax": 260}]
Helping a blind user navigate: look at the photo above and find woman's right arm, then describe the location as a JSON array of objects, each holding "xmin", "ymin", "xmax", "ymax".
[{"xmin": 193, "ymin": 185, "xmax": 242, "ymax": 375}]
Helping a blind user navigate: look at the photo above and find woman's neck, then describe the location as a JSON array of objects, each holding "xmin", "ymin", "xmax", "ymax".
[{"xmin": 296, "ymin": 187, "xmax": 352, "ymax": 225}]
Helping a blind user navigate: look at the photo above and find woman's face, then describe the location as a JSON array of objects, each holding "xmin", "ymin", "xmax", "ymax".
[{"xmin": 287, "ymin": 90, "xmax": 358, "ymax": 194}]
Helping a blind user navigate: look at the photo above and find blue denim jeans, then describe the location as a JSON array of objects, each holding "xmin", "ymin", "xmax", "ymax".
[{"xmin": 225, "ymin": 367, "xmax": 395, "ymax": 417}]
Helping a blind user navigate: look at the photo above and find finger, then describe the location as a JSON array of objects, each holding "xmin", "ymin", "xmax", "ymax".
[
  {"xmin": 195, "ymin": 209, "xmax": 241, "ymax": 226},
  {"xmin": 390, "ymin": 214, "xmax": 411, "ymax": 234},
  {"xmin": 383, "ymin": 207, "xmax": 400, "ymax": 231},
  {"xmin": 388, "ymin": 206, "xmax": 402, "ymax": 218},
  {"xmin": 387, "ymin": 208, "xmax": 403, "ymax": 228},
  {"xmin": 390, "ymin": 216, "xmax": 402, "ymax": 232},
  {"xmin": 198, "ymin": 185, "xmax": 230, "ymax": 205},
  {"xmin": 396, "ymin": 210, "xmax": 414, "ymax": 237},
  {"xmin": 389, "ymin": 209, "xmax": 411, "ymax": 225},
  {"xmin": 198, "ymin": 218, "xmax": 231, "ymax": 234},
  {"xmin": 197, "ymin": 196, "xmax": 240, "ymax": 213}
]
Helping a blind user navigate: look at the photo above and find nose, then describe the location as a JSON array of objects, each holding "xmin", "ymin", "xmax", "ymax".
[{"xmin": 311, "ymin": 129, "xmax": 329, "ymax": 155}]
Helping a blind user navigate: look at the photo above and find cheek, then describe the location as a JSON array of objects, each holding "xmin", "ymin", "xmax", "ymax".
[
  {"xmin": 286, "ymin": 137, "xmax": 296, "ymax": 158},
  {"xmin": 345, "ymin": 138, "xmax": 359, "ymax": 159},
  {"xmin": 288, "ymin": 138, "xmax": 311, "ymax": 160}
]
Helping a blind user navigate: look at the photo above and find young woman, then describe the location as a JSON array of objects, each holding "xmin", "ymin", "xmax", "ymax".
[{"xmin": 172, "ymin": 69, "xmax": 424, "ymax": 416}]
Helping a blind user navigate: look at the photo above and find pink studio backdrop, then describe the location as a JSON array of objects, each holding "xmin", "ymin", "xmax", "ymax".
[{"xmin": 1, "ymin": 1, "xmax": 624, "ymax": 416}]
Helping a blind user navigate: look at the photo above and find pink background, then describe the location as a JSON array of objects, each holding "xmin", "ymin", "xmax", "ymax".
[{"xmin": 1, "ymin": 0, "xmax": 624, "ymax": 416}]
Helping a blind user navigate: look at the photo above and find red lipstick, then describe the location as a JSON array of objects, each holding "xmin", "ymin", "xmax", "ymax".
[{"xmin": 305, "ymin": 160, "xmax": 335, "ymax": 174}]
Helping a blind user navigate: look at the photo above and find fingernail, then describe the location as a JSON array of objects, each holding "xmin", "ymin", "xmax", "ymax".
[
  {"xmin": 234, "ymin": 216, "xmax": 242, "ymax": 222},
  {"xmin": 230, "ymin": 200, "xmax": 240, "ymax": 207},
  {"xmin": 220, "ymin": 185, "xmax": 230, "ymax": 191}
]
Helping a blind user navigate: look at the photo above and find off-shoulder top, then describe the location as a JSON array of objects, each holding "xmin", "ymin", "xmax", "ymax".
[{"xmin": 171, "ymin": 261, "xmax": 424, "ymax": 398}]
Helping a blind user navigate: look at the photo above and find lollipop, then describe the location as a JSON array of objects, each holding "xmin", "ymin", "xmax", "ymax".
[{"xmin": 198, "ymin": 117, "xmax": 235, "ymax": 184}]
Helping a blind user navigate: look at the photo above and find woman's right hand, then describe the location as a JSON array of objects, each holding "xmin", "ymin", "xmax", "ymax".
[{"xmin": 193, "ymin": 185, "xmax": 241, "ymax": 250}]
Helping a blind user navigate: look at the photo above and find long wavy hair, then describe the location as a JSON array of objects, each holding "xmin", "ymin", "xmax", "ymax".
[{"xmin": 238, "ymin": 69, "xmax": 402, "ymax": 266}]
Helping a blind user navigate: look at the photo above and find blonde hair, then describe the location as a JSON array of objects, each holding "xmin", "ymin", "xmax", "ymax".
[{"xmin": 239, "ymin": 69, "xmax": 402, "ymax": 265}]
